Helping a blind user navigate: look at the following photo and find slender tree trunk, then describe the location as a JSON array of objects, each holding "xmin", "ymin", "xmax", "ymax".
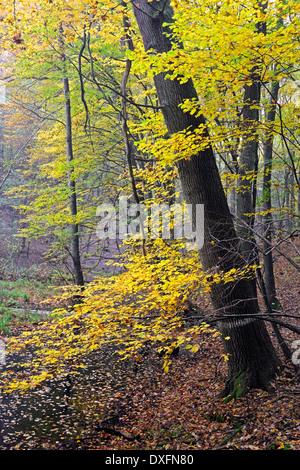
[
  {"xmin": 63, "ymin": 76, "xmax": 84, "ymax": 287},
  {"xmin": 260, "ymin": 79, "xmax": 292, "ymax": 359},
  {"xmin": 284, "ymin": 169, "xmax": 292, "ymax": 233},
  {"xmin": 255, "ymin": 81, "xmax": 291, "ymax": 361},
  {"xmin": 236, "ymin": 1, "xmax": 267, "ymax": 264},
  {"xmin": 298, "ymin": 171, "xmax": 300, "ymax": 229},
  {"xmin": 133, "ymin": 0, "xmax": 281, "ymax": 397},
  {"xmin": 289, "ymin": 167, "xmax": 296, "ymax": 232},
  {"xmin": 236, "ymin": 75, "xmax": 261, "ymax": 262},
  {"xmin": 262, "ymin": 80, "xmax": 280, "ymax": 307}
]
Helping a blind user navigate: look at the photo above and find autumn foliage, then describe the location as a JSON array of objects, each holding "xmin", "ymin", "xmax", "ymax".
[{"xmin": 0, "ymin": 0, "xmax": 299, "ymax": 402}]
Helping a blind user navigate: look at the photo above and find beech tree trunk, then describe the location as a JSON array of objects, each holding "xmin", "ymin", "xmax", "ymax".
[
  {"xmin": 132, "ymin": 0, "xmax": 281, "ymax": 397},
  {"xmin": 236, "ymin": 6, "xmax": 266, "ymax": 262},
  {"xmin": 236, "ymin": 75, "xmax": 260, "ymax": 264},
  {"xmin": 262, "ymin": 80, "xmax": 280, "ymax": 307},
  {"xmin": 63, "ymin": 76, "xmax": 84, "ymax": 287}
]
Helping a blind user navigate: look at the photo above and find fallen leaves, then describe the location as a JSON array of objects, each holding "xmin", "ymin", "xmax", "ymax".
[{"xmin": 0, "ymin": 240, "xmax": 299, "ymax": 450}]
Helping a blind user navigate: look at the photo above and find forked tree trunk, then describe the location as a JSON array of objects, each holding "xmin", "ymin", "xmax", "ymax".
[{"xmin": 132, "ymin": 0, "xmax": 281, "ymax": 398}]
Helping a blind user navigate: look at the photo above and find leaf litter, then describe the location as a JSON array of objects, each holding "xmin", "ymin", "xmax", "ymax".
[{"xmin": 0, "ymin": 240, "xmax": 299, "ymax": 450}]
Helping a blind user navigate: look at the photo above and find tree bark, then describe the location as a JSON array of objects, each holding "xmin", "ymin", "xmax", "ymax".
[
  {"xmin": 262, "ymin": 79, "xmax": 280, "ymax": 307},
  {"xmin": 236, "ymin": 75, "xmax": 260, "ymax": 263},
  {"xmin": 63, "ymin": 76, "xmax": 85, "ymax": 287},
  {"xmin": 59, "ymin": 23, "xmax": 84, "ymax": 288},
  {"xmin": 236, "ymin": 2, "xmax": 266, "ymax": 263},
  {"xmin": 132, "ymin": 0, "xmax": 281, "ymax": 397}
]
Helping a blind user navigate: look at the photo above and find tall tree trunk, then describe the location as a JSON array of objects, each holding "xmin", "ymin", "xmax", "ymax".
[
  {"xmin": 298, "ymin": 170, "xmax": 300, "ymax": 229},
  {"xmin": 132, "ymin": 0, "xmax": 281, "ymax": 397},
  {"xmin": 236, "ymin": 75, "xmax": 261, "ymax": 263},
  {"xmin": 63, "ymin": 76, "xmax": 85, "ymax": 287},
  {"xmin": 261, "ymin": 79, "xmax": 292, "ymax": 361},
  {"xmin": 236, "ymin": 1, "xmax": 267, "ymax": 264},
  {"xmin": 262, "ymin": 79, "xmax": 280, "ymax": 307}
]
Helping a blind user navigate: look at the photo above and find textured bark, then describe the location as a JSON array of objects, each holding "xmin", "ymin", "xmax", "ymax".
[
  {"xmin": 63, "ymin": 76, "xmax": 84, "ymax": 287},
  {"xmin": 262, "ymin": 80, "xmax": 280, "ymax": 306},
  {"xmin": 236, "ymin": 3, "xmax": 266, "ymax": 262},
  {"xmin": 236, "ymin": 76, "xmax": 261, "ymax": 262},
  {"xmin": 133, "ymin": 0, "xmax": 281, "ymax": 397}
]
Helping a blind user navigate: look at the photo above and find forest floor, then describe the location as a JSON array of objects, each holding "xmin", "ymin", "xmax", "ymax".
[{"xmin": 0, "ymin": 239, "xmax": 299, "ymax": 451}]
